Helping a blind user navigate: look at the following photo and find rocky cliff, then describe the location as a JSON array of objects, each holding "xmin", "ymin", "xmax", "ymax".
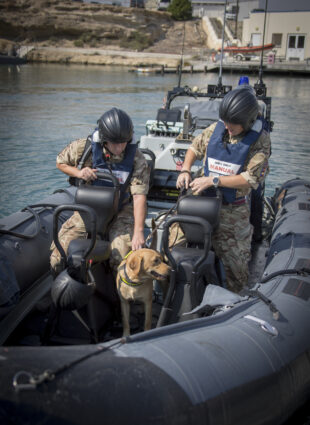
[{"xmin": 0, "ymin": 0, "xmax": 207, "ymax": 57}]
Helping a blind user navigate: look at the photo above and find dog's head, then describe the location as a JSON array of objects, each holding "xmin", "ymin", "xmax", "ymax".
[{"xmin": 126, "ymin": 249, "xmax": 170, "ymax": 282}]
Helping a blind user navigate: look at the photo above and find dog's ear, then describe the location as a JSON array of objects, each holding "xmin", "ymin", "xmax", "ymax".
[{"xmin": 128, "ymin": 254, "xmax": 142, "ymax": 276}]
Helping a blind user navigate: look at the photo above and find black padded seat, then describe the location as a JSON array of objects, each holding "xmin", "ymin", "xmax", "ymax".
[
  {"xmin": 165, "ymin": 248, "xmax": 219, "ymax": 324},
  {"xmin": 170, "ymin": 247, "xmax": 217, "ymax": 283},
  {"xmin": 75, "ymin": 184, "xmax": 119, "ymax": 239},
  {"xmin": 177, "ymin": 194, "xmax": 221, "ymax": 245},
  {"xmin": 67, "ymin": 239, "xmax": 111, "ymax": 269},
  {"xmin": 159, "ymin": 194, "xmax": 223, "ymax": 326},
  {"xmin": 156, "ymin": 107, "xmax": 181, "ymax": 124}
]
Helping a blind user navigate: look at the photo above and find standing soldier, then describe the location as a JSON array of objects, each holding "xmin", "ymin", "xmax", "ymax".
[
  {"xmin": 176, "ymin": 87, "xmax": 271, "ymax": 293},
  {"xmin": 50, "ymin": 107, "xmax": 150, "ymax": 275}
]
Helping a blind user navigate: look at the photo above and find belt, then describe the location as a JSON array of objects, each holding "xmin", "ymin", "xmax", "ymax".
[{"xmin": 222, "ymin": 197, "xmax": 247, "ymax": 206}]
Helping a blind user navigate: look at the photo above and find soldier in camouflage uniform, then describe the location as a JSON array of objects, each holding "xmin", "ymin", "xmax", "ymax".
[
  {"xmin": 50, "ymin": 108, "xmax": 150, "ymax": 275},
  {"xmin": 176, "ymin": 87, "xmax": 271, "ymax": 293}
]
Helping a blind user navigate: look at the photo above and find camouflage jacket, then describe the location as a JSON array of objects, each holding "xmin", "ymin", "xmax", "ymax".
[
  {"xmin": 189, "ymin": 122, "xmax": 271, "ymax": 198},
  {"xmin": 56, "ymin": 138, "xmax": 150, "ymax": 196}
]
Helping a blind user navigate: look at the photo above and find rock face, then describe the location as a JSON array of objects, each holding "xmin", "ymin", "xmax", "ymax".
[
  {"xmin": 0, "ymin": 0, "xmax": 195, "ymax": 49},
  {"xmin": 0, "ymin": 0, "xmax": 208, "ymax": 65}
]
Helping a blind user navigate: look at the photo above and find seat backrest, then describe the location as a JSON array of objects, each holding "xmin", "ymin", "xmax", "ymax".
[
  {"xmin": 75, "ymin": 185, "xmax": 119, "ymax": 238},
  {"xmin": 156, "ymin": 107, "xmax": 181, "ymax": 125},
  {"xmin": 177, "ymin": 195, "xmax": 221, "ymax": 244}
]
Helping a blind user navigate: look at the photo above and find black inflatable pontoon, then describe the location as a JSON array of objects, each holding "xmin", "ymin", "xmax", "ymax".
[{"xmin": 0, "ymin": 178, "xmax": 309, "ymax": 425}]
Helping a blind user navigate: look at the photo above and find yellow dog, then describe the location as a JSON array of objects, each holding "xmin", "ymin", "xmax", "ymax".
[{"xmin": 116, "ymin": 249, "xmax": 170, "ymax": 337}]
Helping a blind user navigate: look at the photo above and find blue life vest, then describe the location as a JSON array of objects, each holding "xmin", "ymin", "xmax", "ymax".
[
  {"xmin": 91, "ymin": 129, "xmax": 137, "ymax": 208},
  {"xmin": 204, "ymin": 119, "xmax": 263, "ymax": 203}
]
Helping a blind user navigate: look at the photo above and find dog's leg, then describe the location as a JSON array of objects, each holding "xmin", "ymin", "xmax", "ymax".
[
  {"xmin": 120, "ymin": 300, "xmax": 131, "ymax": 337},
  {"xmin": 144, "ymin": 297, "xmax": 153, "ymax": 332}
]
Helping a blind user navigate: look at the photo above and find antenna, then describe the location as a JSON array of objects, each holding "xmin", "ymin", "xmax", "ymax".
[
  {"xmin": 217, "ymin": 0, "xmax": 228, "ymax": 90},
  {"xmin": 253, "ymin": 0, "xmax": 272, "ymax": 131},
  {"xmin": 177, "ymin": 21, "xmax": 186, "ymax": 88},
  {"xmin": 255, "ymin": 0, "xmax": 268, "ymax": 96}
]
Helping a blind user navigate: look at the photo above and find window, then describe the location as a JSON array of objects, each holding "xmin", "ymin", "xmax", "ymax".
[
  {"xmin": 297, "ymin": 36, "xmax": 305, "ymax": 49},
  {"xmin": 272, "ymin": 33, "xmax": 282, "ymax": 48},
  {"xmin": 289, "ymin": 36, "xmax": 296, "ymax": 49}
]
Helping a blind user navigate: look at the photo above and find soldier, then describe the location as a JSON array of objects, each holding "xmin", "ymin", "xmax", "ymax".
[
  {"xmin": 50, "ymin": 107, "xmax": 150, "ymax": 275},
  {"xmin": 176, "ymin": 87, "xmax": 271, "ymax": 293}
]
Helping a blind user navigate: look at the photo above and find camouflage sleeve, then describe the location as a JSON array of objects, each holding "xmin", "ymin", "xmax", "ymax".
[
  {"xmin": 129, "ymin": 149, "xmax": 150, "ymax": 196},
  {"xmin": 189, "ymin": 122, "xmax": 217, "ymax": 160},
  {"xmin": 240, "ymin": 130, "xmax": 271, "ymax": 189},
  {"xmin": 56, "ymin": 138, "xmax": 88, "ymax": 167}
]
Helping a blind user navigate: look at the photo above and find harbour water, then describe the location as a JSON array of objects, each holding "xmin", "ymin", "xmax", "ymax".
[{"xmin": 0, "ymin": 63, "xmax": 310, "ymax": 218}]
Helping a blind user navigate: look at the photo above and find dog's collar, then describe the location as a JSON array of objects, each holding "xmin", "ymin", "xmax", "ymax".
[
  {"xmin": 123, "ymin": 251, "xmax": 133, "ymax": 260},
  {"xmin": 119, "ymin": 263, "xmax": 143, "ymax": 287}
]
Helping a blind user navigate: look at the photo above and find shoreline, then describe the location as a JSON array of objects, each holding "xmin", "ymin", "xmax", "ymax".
[
  {"xmin": 25, "ymin": 46, "xmax": 193, "ymax": 67},
  {"xmin": 16, "ymin": 45, "xmax": 310, "ymax": 76}
]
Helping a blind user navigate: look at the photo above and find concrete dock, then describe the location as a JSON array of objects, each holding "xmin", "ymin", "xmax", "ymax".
[{"xmin": 130, "ymin": 59, "xmax": 310, "ymax": 76}]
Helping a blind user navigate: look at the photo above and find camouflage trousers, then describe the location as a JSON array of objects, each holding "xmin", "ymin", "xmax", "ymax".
[
  {"xmin": 50, "ymin": 204, "xmax": 134, "ymax": 276},
  {"xmin": 169, "ymin": 203, "xmax": 253, "ymax": 293}
]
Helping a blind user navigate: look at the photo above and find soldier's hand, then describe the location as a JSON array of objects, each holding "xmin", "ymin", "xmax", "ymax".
[
  {"xmin": 176, "ymin": 170, "xmax": 192, "ymax": 189},
  {"xmin": 189, "ymin": 176, "xmax": 212, "ymax": 194},
  {"xmin": 131, "ymin": 230, "xmax": 145, "ymax": 251},
  {"xmin": 78, "ymin": 167, "xmax": 98, "ymax": 182}
]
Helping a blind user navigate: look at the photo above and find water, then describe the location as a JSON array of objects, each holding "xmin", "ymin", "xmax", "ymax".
[{"xmin": 0, "ymin": 63, "xmax": 310, "ymax": 218}]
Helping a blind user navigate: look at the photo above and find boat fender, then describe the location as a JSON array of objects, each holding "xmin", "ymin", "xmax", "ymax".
[{"xmin": 51, "ymin": 269, "xmax": 95, "ymax": 311}]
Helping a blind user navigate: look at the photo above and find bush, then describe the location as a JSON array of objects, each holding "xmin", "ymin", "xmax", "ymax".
[
  {"xmin": 120, "ymin": 31, "xmax": 152, "ymax": 51},
  {"xmin": 74, "ymin": 39, "xmax": 84, "ymax": 47},
  {"xmin": 168, "ymin": 0, "xmax": 192, "ymax": 20}
]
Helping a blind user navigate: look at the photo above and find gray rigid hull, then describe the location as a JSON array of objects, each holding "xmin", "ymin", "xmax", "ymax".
[{"xmin": 0, "ymin": 178, "xmax": 309, "ymax": 425}]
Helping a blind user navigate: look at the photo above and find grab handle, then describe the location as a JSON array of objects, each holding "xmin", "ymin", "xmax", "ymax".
[
  {"xmin": 95, "ymin": 171, "xmax": 120, "ymax": 188},
  {"xmin": 53, "ymin": 204, "xmax": 97, "ymax": 269},
  {"xmin": 162, "ymin": 215, "xmax": 212, "ymax": 272}
]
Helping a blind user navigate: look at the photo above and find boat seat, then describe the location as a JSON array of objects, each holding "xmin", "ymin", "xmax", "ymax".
[
  {"xmin": 159, "ymin": 194, "xmax": 222, "ymax": 326},
  {"xmin": 70, "ymin": 181, "xmax": 118, "ymax": 265},
  {"xmin": 170, "ymin": 246, "xmax": 216, "ymax": 282},
  {"xmin": 156, "ymin": 107, "xmax": 181, "ymax": 125},
  {"xmin": 75, "ymin": 183, "xmax": 119, "ymax": 239},
  {"xmin": 176, "ymin": 193, "xmax": 221, "ymax": 245},
  {"xmin": 64, "ymin": 182, "xmax": 119, "ymax": 270},
  {"xmin": 67, "ymin": 239, "xmax": 111, "ymax": 269},
  {"xmin": 50, "ymin": 180, "xmax": 120, "ymax": 342}
]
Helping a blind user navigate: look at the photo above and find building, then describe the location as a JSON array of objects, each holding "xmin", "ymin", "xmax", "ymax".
[
  {"xmin": 191, "ymin": 0, "xmax": 259, "ymax": 20},
  {"xmin": 242, "ymin": 7, "xmax": 310, "ymax": 60}
]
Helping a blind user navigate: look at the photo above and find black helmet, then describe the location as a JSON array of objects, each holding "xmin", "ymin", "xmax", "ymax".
[
  {"xmin": 97, "ymin": 107, "xmax": 133, "ymax": 144},
  {"xmin": 219, "ymin": 87, "xmax": 259, "ymax": 131}
]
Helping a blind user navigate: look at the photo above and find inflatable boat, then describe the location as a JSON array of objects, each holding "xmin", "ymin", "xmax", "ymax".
[
  {"xmin": 0, "ymin": 72, "xmax": 310, "ymax": 424},
  {"xmin": 0, "ymin": 176, "xmax": 309, "ymax": 425}
]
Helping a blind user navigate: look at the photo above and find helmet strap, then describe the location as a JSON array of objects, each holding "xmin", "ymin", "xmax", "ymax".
[{"xmin": 103, "ymin": 143, "xmax": 114, "ymax": 159}]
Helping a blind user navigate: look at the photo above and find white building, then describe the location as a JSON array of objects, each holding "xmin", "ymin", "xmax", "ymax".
[
  {"xmin": 242, "ymin": 9, "xmax": 310, "ymax": 61},
  {"xmin": 191, "ymin": 0, "xmax": 259, "ymax": 19}
]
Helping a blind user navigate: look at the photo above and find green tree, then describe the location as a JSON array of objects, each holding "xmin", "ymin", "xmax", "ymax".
[{"xmin": 168, "ymin": 0, "xmax": 192, "ymax": 20}]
